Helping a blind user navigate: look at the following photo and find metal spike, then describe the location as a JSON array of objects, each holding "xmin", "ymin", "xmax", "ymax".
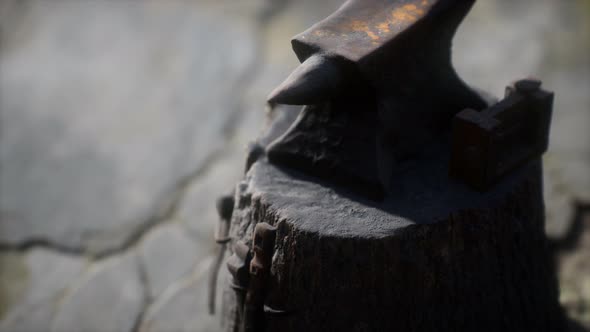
[{"xmin": 267, "ymin": 54, "xmax": 343, "ymax": 105}]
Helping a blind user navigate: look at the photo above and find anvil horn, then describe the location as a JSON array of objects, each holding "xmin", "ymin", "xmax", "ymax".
[{"xmin": 267, "ymin": 54, "xmax": 344, "ymax": 105}]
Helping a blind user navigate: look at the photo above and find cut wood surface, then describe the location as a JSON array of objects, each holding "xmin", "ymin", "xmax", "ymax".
[{"xmin": 223, "ymin": 144, "xmax": 565, "ymax": 331}]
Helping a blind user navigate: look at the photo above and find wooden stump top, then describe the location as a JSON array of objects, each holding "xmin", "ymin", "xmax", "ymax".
[
  {"xmin": 245, "ymin": 142, "xmax": 541, "ymax": 238},
  {"xmin": 224, "ymin": 140, "xmax": 563, "ymax": 332}
]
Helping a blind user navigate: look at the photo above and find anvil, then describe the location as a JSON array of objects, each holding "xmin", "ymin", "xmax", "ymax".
[{"xmin": 266, "ymin": 0, "xmax": 489, "ymax": 199}]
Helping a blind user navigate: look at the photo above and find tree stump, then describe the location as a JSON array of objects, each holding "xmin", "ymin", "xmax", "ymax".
[{"xmin": 221, "ymin": 139, "xmax": 565, "ymax": 331}]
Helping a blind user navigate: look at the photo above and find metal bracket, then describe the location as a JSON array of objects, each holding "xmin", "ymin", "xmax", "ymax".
[
  {"xmin": 449, "ymin": 79, "xmax": 554, "ymax": 191},
  {"xmin": 241, "ymin": 222, "xmax": 277, "ymax": 332},
  {"xmin": 208, "ymin": 193, "xmax": 236, "ymax": 315},
  {"xmin": 224, "ymin": 241, "xmax": 251, "ymax": 332}
]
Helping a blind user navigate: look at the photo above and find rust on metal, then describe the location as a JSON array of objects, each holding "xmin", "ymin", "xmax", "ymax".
[
  {"xmin": 249, "ymin": 223, "xmax": 277, "ymax": 276},
  {"xmin": 269, "ymin": 0, "xmax": 483, "ymax": 106},
  {"xmin": 292, "ymin": 0, "xmax": 438, "ymax": 62},
  {"xmin": 226, "ymin": 241, "xmax": 252, "ymax": 329},
  {"xmin": 449, "ymin": 79, "xmax": 554, "ymax": 191}
]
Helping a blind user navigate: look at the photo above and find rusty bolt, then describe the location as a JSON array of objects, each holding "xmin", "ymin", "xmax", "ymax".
[
  {"xmin": 250, "ymin": 223, "xmax": 277, "ymax": 276},
  {"xmin": 227, "ymin": 241, "xmax": 252, "ymax": 288}
]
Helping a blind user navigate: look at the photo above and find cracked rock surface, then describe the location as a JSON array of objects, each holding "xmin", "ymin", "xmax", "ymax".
[
  {"xmin": 0, "ymin": 0, "xmax": 257, "ymax": 254},
  {"xmin": 138, "ymin": 257, "xmax": 224, "ymax": 332},
  {"xmin": 51, "ymin": 253, "xmax": 144, "ymax": 332},
  {"xmin": 0, "ymin": 0, "xmax": 588, "ymax": 331},
  {"xmin": 138, "ymin": 223, "xmax": 204, "ymax": 300},
  {"xmin": 0, "ymin": 250, "xmax": 87, "ymax": 332}
]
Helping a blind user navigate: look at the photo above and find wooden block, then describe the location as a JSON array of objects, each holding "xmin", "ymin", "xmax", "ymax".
[{"xmin": 222, "ymin": 141, "xmax": 565, "ymax": 331}]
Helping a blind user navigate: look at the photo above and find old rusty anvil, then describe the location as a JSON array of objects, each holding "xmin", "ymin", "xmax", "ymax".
[{"xmin": 264, "ymin": 0, "xmax": 550, "ymax": 199}]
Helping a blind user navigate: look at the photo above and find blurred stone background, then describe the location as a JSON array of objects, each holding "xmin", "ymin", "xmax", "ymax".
[{"xmin": 0, "ymin": 0, "xmax": 588, "ymax": 331}]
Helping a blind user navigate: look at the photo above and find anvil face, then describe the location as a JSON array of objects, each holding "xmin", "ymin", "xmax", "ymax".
[
  {"xmin": 269, "ymin": 0, "xmax": 481, "ymax": 106},
  {"xmin": 291, "ymin": 0, "xmax": 471, "ymax": 63}
]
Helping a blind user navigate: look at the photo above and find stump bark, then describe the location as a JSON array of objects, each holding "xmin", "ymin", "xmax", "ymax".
[{"xmin": 222, "ymin": 141, "xmax": 565, "ymax": 331}]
